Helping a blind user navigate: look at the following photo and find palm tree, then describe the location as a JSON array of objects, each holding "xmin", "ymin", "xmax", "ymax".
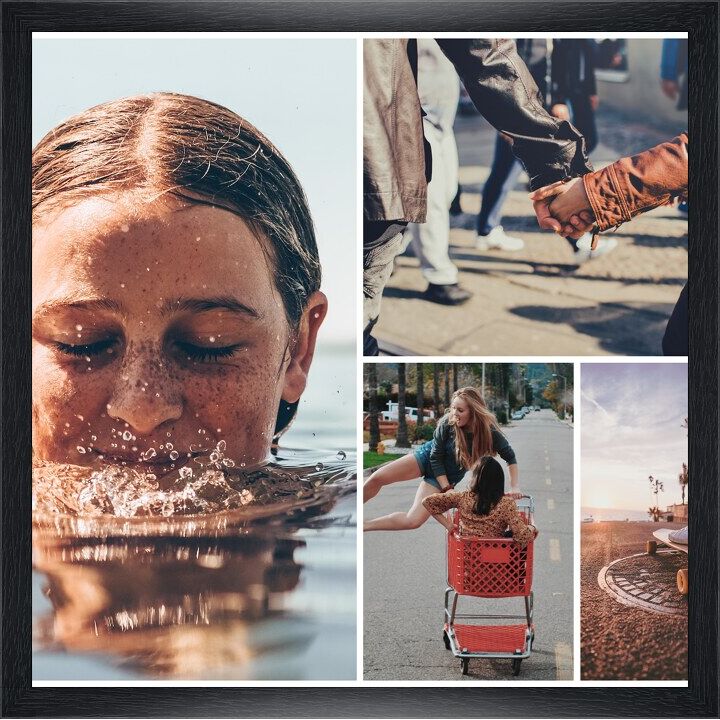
[
  {"xmin": 396, "ymin": 364, "xmax": 410, "ymax": 448},
  {"xmin": 433, "ymin": 365, "xmax": 440, "ymax": 415},
  {"xmin": 368, "ymin": 364, "xmax": 379, "ymax": 452},
  {"xmin": 648, "ymin": 475, "xmax": 664, "ymax": 522},
  {"xmin": 444, "ymin": 365, "xmax": 450, "ymax": 408},
  {"xmin": 648, "ymin": 506, "xmax": 663, "ymax": 522},
  {"xmin": 452, "ymin": 364, "xmax": 459, "ymax": 392},
  {"xmin": 416, "ymin": 363, "xmax": 424, "ymax": 432},
  {"xmin": 678, "ymin": 462, "xmax": 688, "ymax": 505}
]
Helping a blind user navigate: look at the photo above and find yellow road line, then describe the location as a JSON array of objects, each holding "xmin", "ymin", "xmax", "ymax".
[
  {"xmin": 555, "ymin": 642, "xmax": 573, "ymax": 680},
  {"xmin": 545, "ymin": 477, "xmax": 552, "ymax": 486},
  {"xmin": 549, "ymin": 538, "xmax": 561, "ymax": 562},
  {"xmin": 547, "ymin": 498, "xmax": 555, "ymax": 510}
]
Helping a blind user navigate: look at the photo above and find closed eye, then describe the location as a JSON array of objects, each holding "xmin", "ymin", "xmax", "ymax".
[
  {"xmin": 53, "ymin": 338, "xmax": 119, "ymax": 357},
  {"xmin": 175, "ymin": 341, "xmax": 245, "ymax": 363}
]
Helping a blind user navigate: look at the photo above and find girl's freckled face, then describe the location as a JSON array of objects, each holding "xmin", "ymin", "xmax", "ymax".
[{"xmin": 32, "ymin": 195, "xmax": 292, "ymax": 469}]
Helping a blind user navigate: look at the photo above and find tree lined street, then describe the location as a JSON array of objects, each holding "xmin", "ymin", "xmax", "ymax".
[{"xmin": 363, "ymin": 409, "xmax": 573, "ymax": 680}]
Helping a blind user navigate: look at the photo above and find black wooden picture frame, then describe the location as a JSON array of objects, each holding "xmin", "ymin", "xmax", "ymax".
[{"xmin": 2, "ymin": 2, "xmax": 717, "ymax": 717}]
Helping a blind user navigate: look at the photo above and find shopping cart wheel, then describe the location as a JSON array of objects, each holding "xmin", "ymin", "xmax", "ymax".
[
  {"xmin": 461, "ymin": 658, "xmax": 469, "ymax": 675},
  {"xmin": 443, "ymin": 632, "xmax": 451, "ymax": 650},
  {"xmin": 512, "ymin": 658, "xmax": 522, "ymax": 676},
  {"xmin": 646, "ymin": 540, "xmax": 657, "ymax": 555}
]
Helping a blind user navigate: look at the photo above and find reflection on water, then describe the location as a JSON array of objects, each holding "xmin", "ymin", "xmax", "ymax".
[{"xmin": 33, "ymin": 448, "xmax": 356, "ymax": 680}]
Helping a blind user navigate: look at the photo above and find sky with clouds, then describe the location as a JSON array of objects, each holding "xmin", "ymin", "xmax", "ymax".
[{"xmin": 581, "ymin": 363, "xmax": 688, "ymax": 512}]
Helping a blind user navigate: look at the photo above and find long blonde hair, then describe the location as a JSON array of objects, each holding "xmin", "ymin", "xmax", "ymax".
[{"xmin": 448, "ymin": 387, "xmax": 498, "ymax": 469}]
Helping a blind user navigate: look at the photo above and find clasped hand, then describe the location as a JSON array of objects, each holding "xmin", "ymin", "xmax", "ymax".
[{"xmin": 530, "ymin": 176, "xmax": 595, "ymax": 241}]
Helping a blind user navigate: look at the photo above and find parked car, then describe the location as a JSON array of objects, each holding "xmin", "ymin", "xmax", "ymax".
[{"xmin": 511, "ymin": 410, "xmax": 524, "ymax": 420}]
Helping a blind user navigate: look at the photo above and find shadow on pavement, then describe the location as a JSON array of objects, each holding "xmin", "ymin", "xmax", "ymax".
[
  {"xmin": 511, "ymin": 302, "xmax": 673, "ymax": 354},
  {"xmin": 448, "ymin": 252, "xmax": 687, "ymax": 286}
]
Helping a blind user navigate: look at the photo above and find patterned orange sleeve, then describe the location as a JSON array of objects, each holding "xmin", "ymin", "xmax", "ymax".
[
  {"xmin": 503, "ymin": 498, "xmax": 535, "ymax": 547},
  {"xmin": 422, "ymin": 490, "xmax": 461, "ymax": 515}
]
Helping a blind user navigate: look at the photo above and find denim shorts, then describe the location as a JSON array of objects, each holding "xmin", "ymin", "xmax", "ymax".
[{"xmin": 413, "ymin": 441, "xmax": 452, "ymax": 491}]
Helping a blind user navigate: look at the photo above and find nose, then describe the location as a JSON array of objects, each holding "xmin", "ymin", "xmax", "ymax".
[{"xmin": 106, "ymin": 346, "xmax": 183, "ymax": 435}]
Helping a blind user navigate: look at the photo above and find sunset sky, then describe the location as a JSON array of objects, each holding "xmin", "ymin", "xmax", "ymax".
[{"xmin": 581, "ymin": 363, "xmax": 688, "ymax": 513}]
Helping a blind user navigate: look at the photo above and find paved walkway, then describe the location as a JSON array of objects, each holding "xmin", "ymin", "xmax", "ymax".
[{"xmin": 375, "ymin": 107, "xmax": 687, "ymax": 356}]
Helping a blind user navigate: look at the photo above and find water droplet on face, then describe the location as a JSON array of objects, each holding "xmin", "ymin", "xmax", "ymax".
[
  {"xmin": 64, "ymin": 422, "xmax": 71, "ymax": 428},
  {"xmin": 141, "ymin": 448, "xmax": 157, "ymax": 461},
  {"xmin": 209, "ymin": 336, "xmax": 216, "ymax": 343},
  {"xmin": 169, "ymin": 450, "xmax": 179, "ymax": 460},
  {"xmin": 91, "ymin": 435, "xmax": 97, "ymax": 442},
  {"xmin": 166, "ymin": 443, "xmax": 173, "ymax": 451},
  {"xmin": 122, "ymin": 431, "xmax": 132, "ymax": 441},
  {"xmin": 75, "ymin": 324, "xmax": 83, "ymax": 331},
  {"xmin": 120, "ymin": 224, "xmax": 129, "ymax": 233},
  {"xmin": 179, "ymin": 467, "xmax": 193, "ymax": 479},
  {"xmin": 120, "ymin": 283, "xmax": 125, "ymax": 288},
  {"xmin": 217, "ymin": 440, "xmax": 226, "ymax": 453},
  {"xmin": 166, "ymin": 432, "xmax": 171, "ymax": 438},
  {"xmin": 76, "ymin": 446, "xmax": 87, "ymax": 454},
  {"xmin": 222, "ymin": 459, "xmax": 235, "ymax": 468}
]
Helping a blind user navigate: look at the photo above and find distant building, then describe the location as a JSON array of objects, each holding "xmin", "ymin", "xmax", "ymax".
[{"xmin": 664, "ymin": 503, "xmax": 688, "ymax": 522}]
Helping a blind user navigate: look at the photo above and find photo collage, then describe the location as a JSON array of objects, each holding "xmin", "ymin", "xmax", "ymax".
[{"xmin": 30, "ymin": 33, "xmax": 688, "ymax": 686}]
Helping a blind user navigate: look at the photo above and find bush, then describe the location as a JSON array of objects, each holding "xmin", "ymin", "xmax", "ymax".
[
  {"xmin": 413, "ymin": 420, "xmax": 436, "ymax": 442},
  {"xmin": 496, "ymin": 407, "xmax": 508, "ymax": 425}
]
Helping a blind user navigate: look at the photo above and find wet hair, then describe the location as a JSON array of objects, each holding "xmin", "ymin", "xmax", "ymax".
[
  {"xmin": 470, "ymin": 457, "xmax": 505, "ymax": 516},
  {"xmin": 31, "ymin": 92, "xmax": 320, "ymax": 329},
  {"xmin": 448, "ymin": 387, "xmax": 498, "ymax": 469}
]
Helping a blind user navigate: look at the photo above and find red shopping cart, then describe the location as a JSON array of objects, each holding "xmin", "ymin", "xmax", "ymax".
[{"xmin": 442, "ymin": 494, "xmax": 535, "ymax": 676}]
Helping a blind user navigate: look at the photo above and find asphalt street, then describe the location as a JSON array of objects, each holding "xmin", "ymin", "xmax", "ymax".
[{"xmin": 363, "ymin": 409, "xmax": 574, "ymax": 681}]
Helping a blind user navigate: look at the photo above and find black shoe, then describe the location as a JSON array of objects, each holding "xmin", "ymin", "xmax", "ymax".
[{"xmin": 423, "ymin": 283, "xmax": 472, "ymax": 305}]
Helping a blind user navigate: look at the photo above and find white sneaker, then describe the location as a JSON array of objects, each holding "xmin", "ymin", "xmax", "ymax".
[
  {"xmin": 669, "ymin": 526, "xmax": 688, "ymax": 544},
  {"xmin": 477, "ymin": 226, "xmax": 524, "ymax": 252},
  {"xmin": 574, "ymin": 234, "xmax": 618, "ymax": 264}
]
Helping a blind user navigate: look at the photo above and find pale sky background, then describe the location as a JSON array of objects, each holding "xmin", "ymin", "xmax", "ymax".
[
  {"xmin": 581, "ymin": 363, "xmax": 688, "ymax": 512},
  {"xmin": 32, "ymin": 36, "xmax": 356, "ymax": 346}
]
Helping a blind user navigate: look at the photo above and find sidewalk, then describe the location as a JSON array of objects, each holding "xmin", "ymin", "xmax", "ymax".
[{"xmin": 375, "ymin": 107, "xmax": 687, "ymax": 356}]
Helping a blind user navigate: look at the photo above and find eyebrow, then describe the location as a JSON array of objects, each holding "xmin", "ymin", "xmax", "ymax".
[
  {"xmin": 33, "ymin": 298, "xmax": 124, "ymax": 321},
  {"xmin": 33, "ymin": 295, "xmax": 261, "ymax": 322},
  {"xmin": 161, "ymin": 296, "xmax": 261, "ymax": 319}
]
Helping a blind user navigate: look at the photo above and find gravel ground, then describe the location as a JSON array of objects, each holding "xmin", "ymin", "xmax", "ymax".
[{"xmin": 581, "ymin": 521, "xmax": 687, "ymax": 680}]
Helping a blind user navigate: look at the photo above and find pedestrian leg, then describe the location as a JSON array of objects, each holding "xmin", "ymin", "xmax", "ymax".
[{"xmin": 363, "ymin": 220, "xmax": 408, "ymax": 355}]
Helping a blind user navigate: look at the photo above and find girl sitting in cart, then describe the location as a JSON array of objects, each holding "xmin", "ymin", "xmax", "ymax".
[
  {"xmin": 364, "ymin": 387, "xmax": 520, "ymax": 532},
  {"xmin": 422, "ymin": 457, "xmax": 537, "ymax": 544}
]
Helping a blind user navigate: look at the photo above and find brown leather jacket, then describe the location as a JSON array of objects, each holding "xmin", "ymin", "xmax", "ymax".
[
  {"xmin": 364, "ymin": 38, "xmax": 592, "ymax": 223},
  {"xmin": 583, "ymin": 133, "xmax": 688, "ymax": 231}
]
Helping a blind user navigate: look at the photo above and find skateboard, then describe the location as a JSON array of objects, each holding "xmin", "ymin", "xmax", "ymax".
[{"xmin": 647, "ymin": 528, "xmax": 688, "ymax": 596}]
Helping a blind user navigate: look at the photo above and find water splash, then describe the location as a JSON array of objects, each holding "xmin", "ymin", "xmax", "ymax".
[{"xmin": 32, "ymin": 442, "xmax": 356, "ymax": 531}]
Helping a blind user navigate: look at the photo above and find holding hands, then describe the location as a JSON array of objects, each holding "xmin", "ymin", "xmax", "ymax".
[{"xmin": 530, "ymin": 177, "xmax": 596, "ymax": 241}]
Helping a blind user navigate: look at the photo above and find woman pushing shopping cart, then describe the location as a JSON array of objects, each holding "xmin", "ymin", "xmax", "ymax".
[{"xmin": 423, "ymin": 457, "xmax": 538, "ymax": 676}]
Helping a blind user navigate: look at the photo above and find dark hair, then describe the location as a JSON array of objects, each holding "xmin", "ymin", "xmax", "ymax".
[
  {"xmin": 32, "ymin": 92, "xmax": 320, "ymax": 329},
  {"xmin": 470, "ymin": 457, "xmax": 505, "ymax": 516}
]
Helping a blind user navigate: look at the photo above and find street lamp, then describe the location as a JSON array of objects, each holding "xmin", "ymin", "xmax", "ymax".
[{"xmin": 552, "ymin": 372, "xmax": 567, "ymax": 419}]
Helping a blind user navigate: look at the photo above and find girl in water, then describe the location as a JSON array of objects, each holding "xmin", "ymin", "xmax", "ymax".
[
  {"xmin": 363, "ymin": 387, "xmax": 519, "ymax": 531},
  {"xmin": 423, "ymin": 457, "xmax": 537, "ymax": 545},
  {"xmin": 32, "ymin": 93, "xmax": 327, "ymax": 486}
]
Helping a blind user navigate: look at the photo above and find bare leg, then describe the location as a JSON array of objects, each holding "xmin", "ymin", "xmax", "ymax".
[
  {"xmin": 363, "ymin": 480, "xmax": 438, "ymax": 531},
  {"xmin": 363, "ymin": 452, "xmax": 423, "ymax": 503}
]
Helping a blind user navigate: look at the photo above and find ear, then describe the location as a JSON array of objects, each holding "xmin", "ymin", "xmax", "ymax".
[{"xmin": 281, "ymin": 291, "xmax": 328, "ymax": 404}]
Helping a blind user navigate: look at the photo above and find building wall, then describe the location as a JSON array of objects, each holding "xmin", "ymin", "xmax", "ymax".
[{"xmin": 597, "ymin": 39, "xmax": 688, "ymax": 130}]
